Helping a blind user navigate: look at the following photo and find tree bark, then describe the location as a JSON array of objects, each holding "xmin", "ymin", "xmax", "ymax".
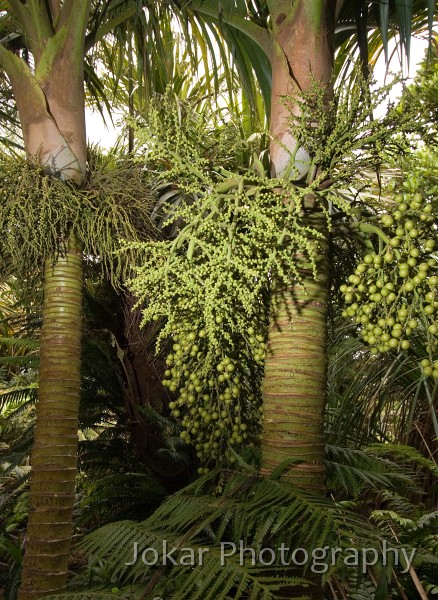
[
  {"xmin": 260, "ymin": 5, "xmax": 335, "ymax": 599},
  {"xmin": 261, "ymin": 1, "xmax": 335, "ymax": 490},
  {"xmin": 261, "ymin": 223, "xmax": 329, "ymax": 491},
  {"xmin": 18, "ymin": 235, "xmax": 83, "ymax": 600},
  {"xmin": 269, "ymin": 1, "xmax": 334, "ymax": 179}
]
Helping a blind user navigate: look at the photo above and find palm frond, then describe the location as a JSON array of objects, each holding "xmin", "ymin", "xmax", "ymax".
[
  {"xmin": 335, "ymin": 0, "xmax": 438, "ymax": 74},
  {"xmin": 326, "ymin": 308, "xmax": 436, "ymax": 449},
  {"xmin": 0, "ymin": 387, "xmax": 37, "ymax": 413}
]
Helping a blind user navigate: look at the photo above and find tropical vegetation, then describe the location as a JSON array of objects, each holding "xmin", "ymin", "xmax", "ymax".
[{"xmin": 0, "ymin": 1, "xmax": 437, "ymax": 600}]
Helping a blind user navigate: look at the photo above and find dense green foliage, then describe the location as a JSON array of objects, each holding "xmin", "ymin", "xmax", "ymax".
[{"xmin": 0, "ymin": 1, "xmax": 437, "ymax": 598}]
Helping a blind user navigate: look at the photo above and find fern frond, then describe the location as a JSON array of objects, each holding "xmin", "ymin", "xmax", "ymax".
[
  {"xmin": 326, "ymin": 444, "xmax": 413, "ymax": 497},
  {"xmin": 156, "ymin": 437, "xmax": 193, "ymax": 465},
  {"xmin": 366, "ymin": 443, "xmax": 438, "ymax": 478},
  {"xmin": 416, "ymin": 509, "xmax": 438, "ymax": 530},
  {"xmin": 0, "ymin": 336, "xmax": 39, "ymax": 353},
  {"xmin": 343, "ymin": 572, "xmax": 377, "ymax": 600},
  {"xmin": 68, "ymin": 469, "xmax": 386, "ymax": 599},
  {"xmin": 371, "ymin": 510, "xmax": 416, "ymax": 531},
  {"xmin": 78, "ymin": 473, "xmax": 165, "ymax": 528},
  {"xmin": 80, "ymin": 519, "xmax": 308, "ymax": 600},
  {"xmin": 0, "ymin": 355, "xmax": 39, "ymax": 367},
  {"xmin": 41, "ymin": 595, "xmax": 127, "ymax": 600}
]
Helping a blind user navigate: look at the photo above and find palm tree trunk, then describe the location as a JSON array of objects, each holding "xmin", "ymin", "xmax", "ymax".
[
  {"xmin": 261, "ymin": 1, "xmax": 334, "ymax": 490},
  {"xmin": 260, "ymin": 6, "xmax": 334, "ymax": 596},
  {"xmin": 18, "ymin": 233, "xmax": 83, "ymax": 600},
  {"xmin": 261, "ymin": 225, "xmax": 329, "ymax": 491}
]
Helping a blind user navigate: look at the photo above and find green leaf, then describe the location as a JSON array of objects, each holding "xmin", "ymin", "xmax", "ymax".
[
  {"xmin": 426, "ymin": 0, "xmax": 435, "ymax": 49},
  {"xmin": 395, "ymin": 0, "xmax": 413, "ymax": 65},
  {"xmin": 374, "ymin": 573, "xmax": 388, "ymax": 600},
  {"xmin": 355, "ymin": 0, "xmax": 369, "ymax": 75},
  {"xmin": 378, "ymin": 0, "xmax": 389, "ymax": 62}
]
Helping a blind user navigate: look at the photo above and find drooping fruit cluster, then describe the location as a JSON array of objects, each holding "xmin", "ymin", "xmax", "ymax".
[
  {"xmin": 0, "ymin": 153, "xmax": 155, "ymax": 291},
  {"xmin": 161, "ymin": 316, "xmax": 267, "ymax": 472},
  {"xmin": 125, "ymin": 148, "xmax": 328, "ymax": 469},
  {"xmin": 124, "ymin": 93, "xmax": 366, "ymax": 470},
  {"xmin": 340, "ymin": 160, "xmax": 437, "ymax": 376}
]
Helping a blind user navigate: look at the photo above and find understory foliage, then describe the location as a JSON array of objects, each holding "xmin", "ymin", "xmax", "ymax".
[
  {"xmin": 122, "ymin": 80, "xmax": 422, "ymax": 468},
  {"xmin": 41, "ymin": 468, "xmax": 384, "ymax": 600},
  {"xmin": 326, "ymin": 309, "xmax": 438, "ymax": 452},
  {"xmin": 0, "ymin": 277, "xmax": 178, "ymax": 598},
  {"xmin": 0, "ymin": 150, "xmax": 156, "ymax": 290},
  {"xmin": 339, "ymin": 149, "xmax": 438, "ymax": 374},
  {"xmin": 1, "ymin": 76, "xmax": 435, "ymax": 599},
  {"xmin": 39, "ymin": 455, "xmax": 438, "ymax": 600}
]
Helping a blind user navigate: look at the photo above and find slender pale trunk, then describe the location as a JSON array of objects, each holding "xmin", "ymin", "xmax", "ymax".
[
  {"xmin": 261, "ymin": 1, "xmax": 335, "ymax": 491},
  {"xmin": 0, "ymin": 3, "xmax": 91, "ymax": 598}
]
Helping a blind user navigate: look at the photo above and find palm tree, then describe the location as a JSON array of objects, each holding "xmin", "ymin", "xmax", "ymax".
[
  {"xmin": 0, "ymin": 2, "xmax": 435, "ymax": 598},
  {"xmin": 183, "ymin": 0, "xmax": 437, "ymax": 492},
  {"xmin": 0, "ymin": 4, "xmax": 92, "ymax": 597},
  {"xmin": 0, "ymin": 3, "xmax": 165, "ymax": 598},
  {"xmin": 0, "ymin": 3, "xmax": 241, "ymax": 596}
]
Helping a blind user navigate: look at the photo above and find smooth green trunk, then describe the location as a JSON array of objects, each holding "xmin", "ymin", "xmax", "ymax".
[
  {"xmin": 261, "ymin": 222, "xmax": 329, "ymax": 491},
  {"xmin": 18, "ymin": 234, "xmax": 83, "ymax": 600},
  {"xmin": 261, "ymin": 217, "xmax": 329, "ymax": 600}
]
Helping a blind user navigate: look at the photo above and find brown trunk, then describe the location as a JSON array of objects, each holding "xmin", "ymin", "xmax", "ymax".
[{"xmin": 119, "ymin": 297, "xmax": 188, "ymax": 482}]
